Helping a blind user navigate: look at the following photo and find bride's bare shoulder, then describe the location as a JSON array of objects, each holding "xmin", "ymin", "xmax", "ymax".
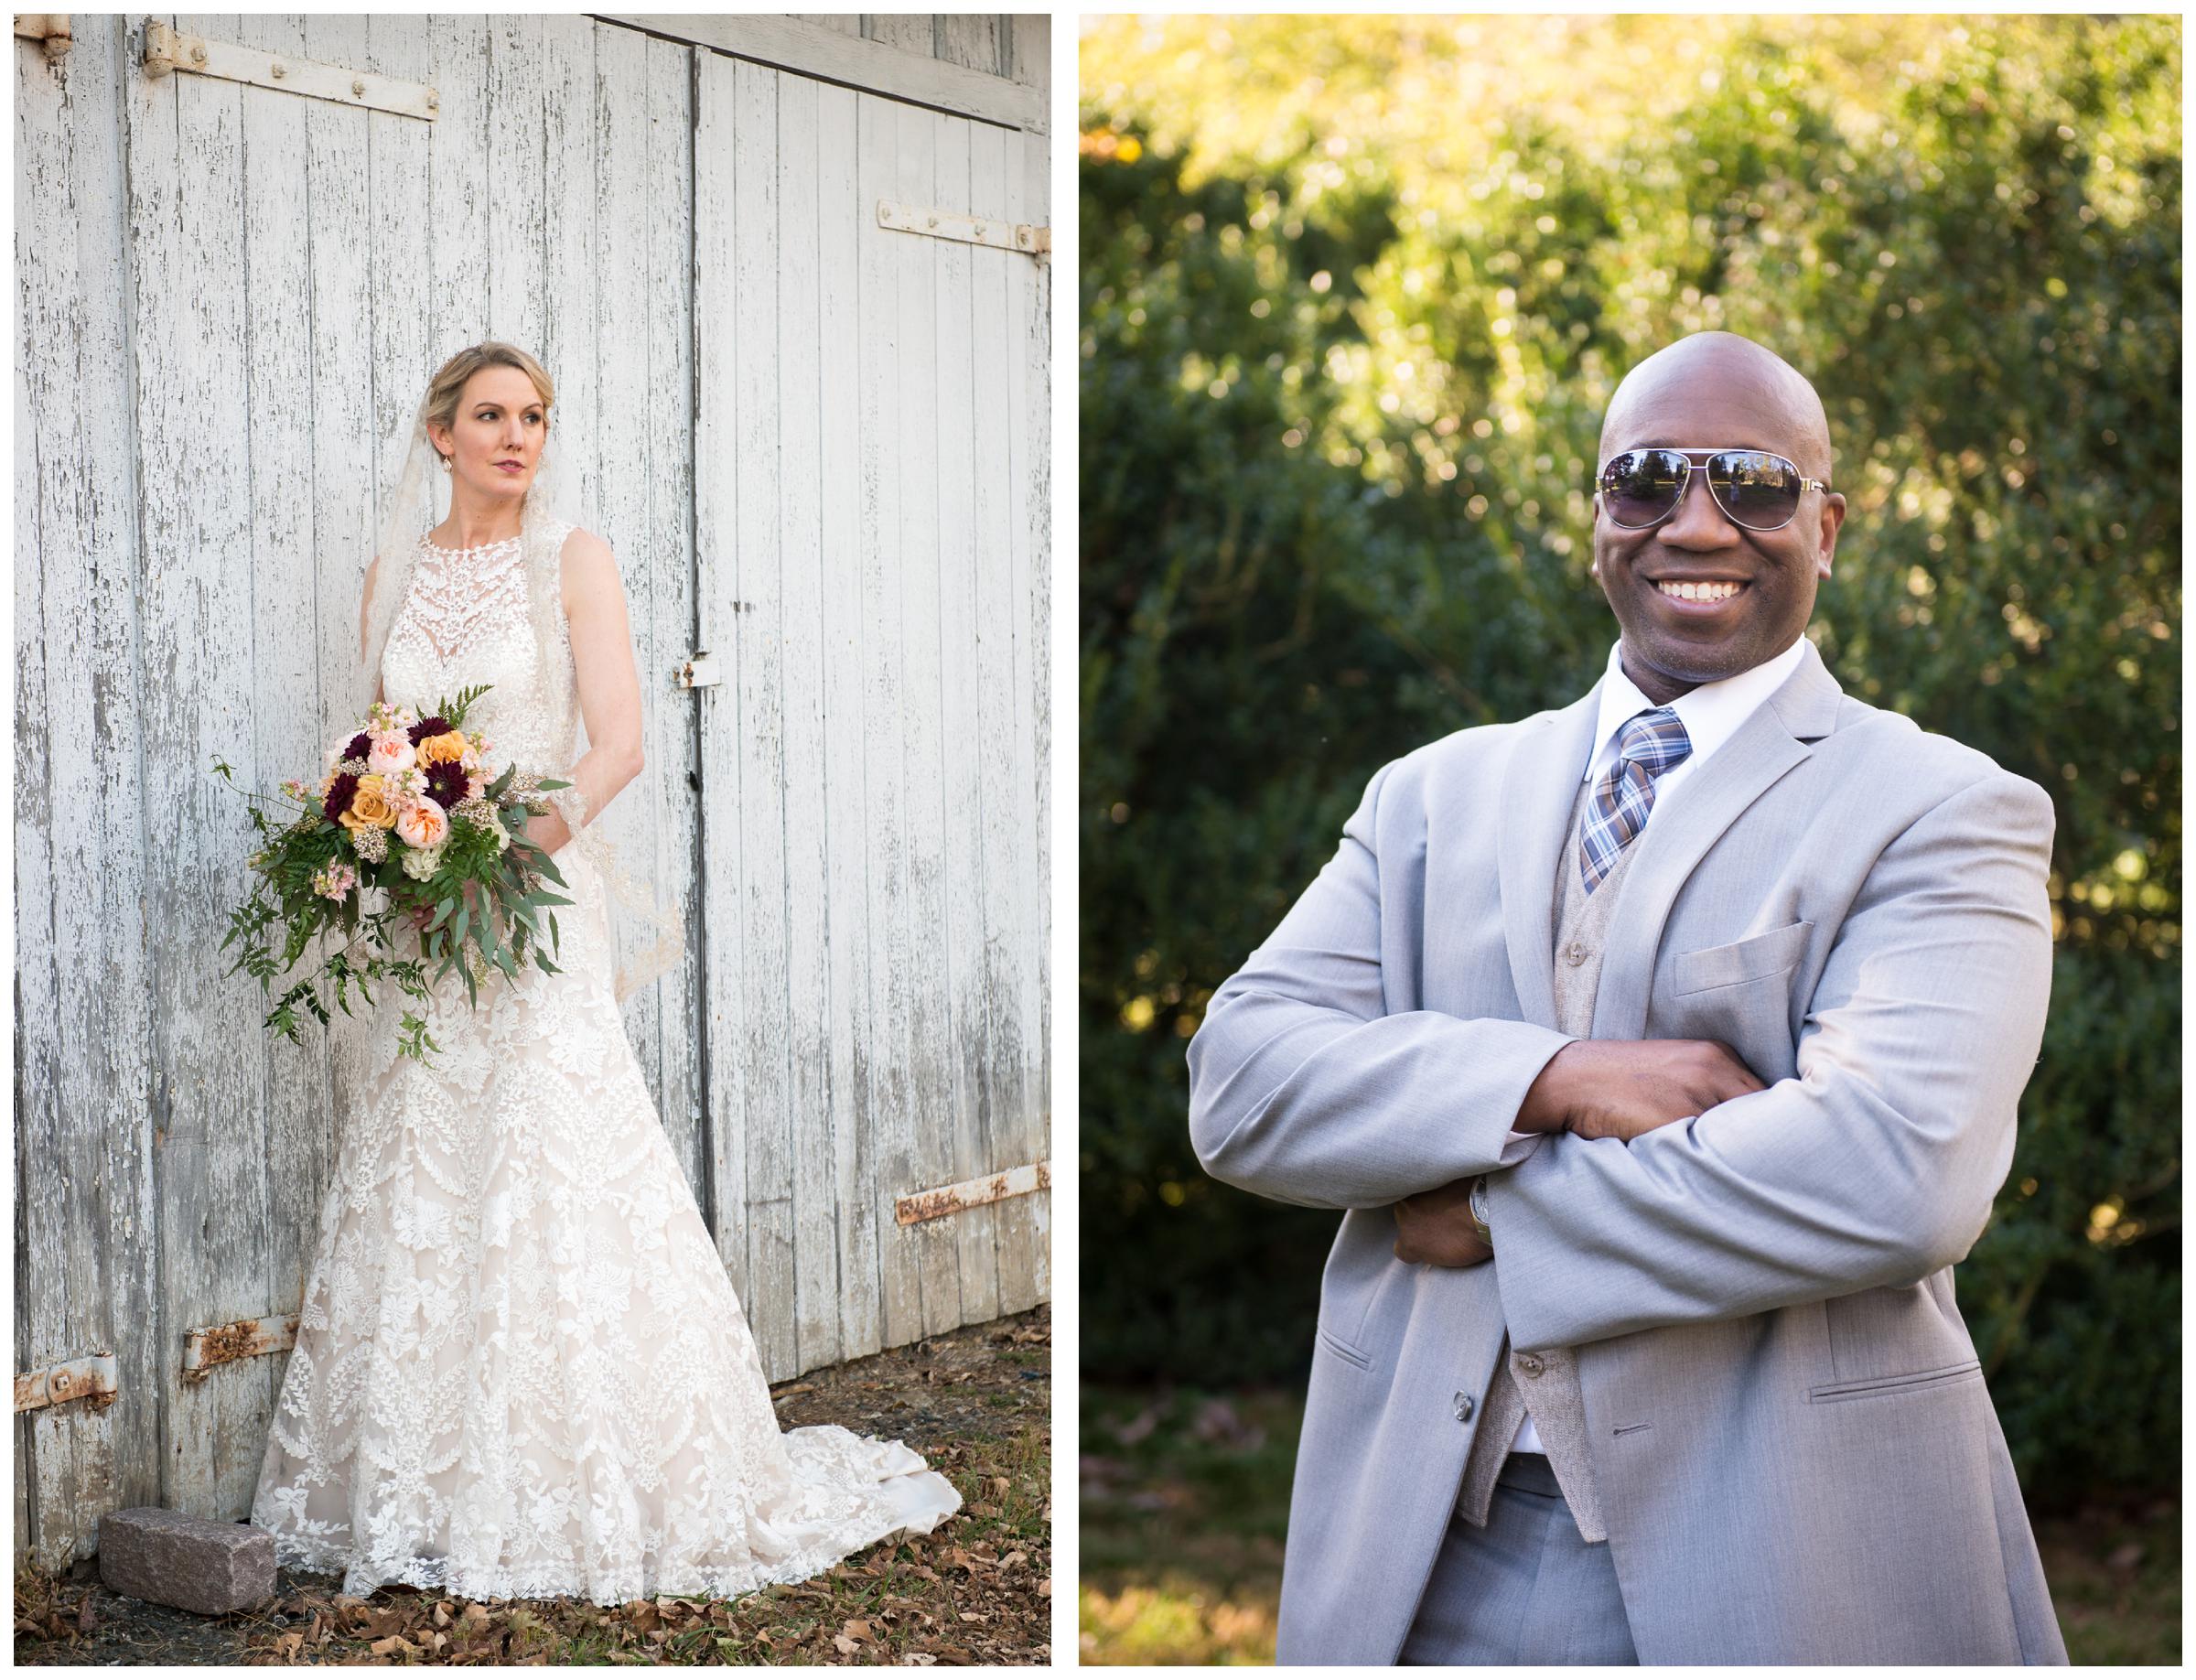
[{"xmin": 556, "ymin": 524, "xmax": 626, "ymax": 611}]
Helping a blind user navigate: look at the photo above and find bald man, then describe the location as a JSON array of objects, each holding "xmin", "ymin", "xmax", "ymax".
[{"xmin": 1188, "ymin": 333, "xmax": 2067, "ymax": 1664}]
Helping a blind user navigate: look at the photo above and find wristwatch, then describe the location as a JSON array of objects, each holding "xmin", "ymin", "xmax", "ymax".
[{"xmin": 1468, "ymin": 1176, "xmax": 1492, "ymax": 1247}]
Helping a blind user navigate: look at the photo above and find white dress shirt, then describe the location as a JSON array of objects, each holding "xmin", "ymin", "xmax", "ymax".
[{"xmin": 1497, "ymin": 634, "xmax": 1808, "ymax": 1452}]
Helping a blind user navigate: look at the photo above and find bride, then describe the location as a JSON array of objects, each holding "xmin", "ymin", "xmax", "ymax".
[{"xmin": 251, "ymin": 341, "xmax": 960, "ymax": 1604}]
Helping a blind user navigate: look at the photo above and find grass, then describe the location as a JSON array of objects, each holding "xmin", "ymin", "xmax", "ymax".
[{"xmin": 1079, "ymin": 1382, "xmax": 2179, "ymax": 1666}]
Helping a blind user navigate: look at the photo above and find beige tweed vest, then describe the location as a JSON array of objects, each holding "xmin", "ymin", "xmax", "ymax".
[{"xmin": 1454, "ymin": 772, "xmax": 1636, "ymax": 1543}]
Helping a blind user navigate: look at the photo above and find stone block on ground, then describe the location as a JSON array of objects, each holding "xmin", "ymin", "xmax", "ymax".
[{"xmin": 96, "ymin": 1508, "xmax": 275, "ymax": 1617}]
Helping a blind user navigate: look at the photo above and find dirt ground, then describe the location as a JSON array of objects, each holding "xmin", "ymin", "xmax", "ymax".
[{"xmin": 16, "ymin": 1308, "xmax": 1050, "ymax": 1667}]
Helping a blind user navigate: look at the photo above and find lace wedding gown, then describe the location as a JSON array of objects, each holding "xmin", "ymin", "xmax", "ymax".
[{"xmin": 252, "ymin": 523, "xmax": 960, "ymax": 1603}]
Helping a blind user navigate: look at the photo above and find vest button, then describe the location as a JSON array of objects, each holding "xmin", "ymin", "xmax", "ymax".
[
  {"xmin": 1453, "ymin": 1391, "xmax": 1475, "ymax": 1422},
  {"xmin": 1563, "ymin": 942, "xmax": 1588, "ymax": 966},
  {"xmin": 1516, "ymin": 1352, "xmax": 1545, "ymax": 1377}
]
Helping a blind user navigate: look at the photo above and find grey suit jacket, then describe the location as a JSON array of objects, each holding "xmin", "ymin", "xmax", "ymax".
[{"xmin": 1186, "ymin": 641, "xmax": 2067, "ymax": 1664}]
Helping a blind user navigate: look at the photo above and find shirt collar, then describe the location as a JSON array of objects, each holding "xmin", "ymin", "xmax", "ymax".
[{"xmin": 1584, "ymin": 635, "xmax": 1811, "ymax": 781}]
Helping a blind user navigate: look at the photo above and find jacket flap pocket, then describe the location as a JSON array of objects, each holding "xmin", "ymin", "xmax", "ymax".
[{"xmin": 1673, "ymin": 920, "xmax": 1814, "ymax": 996}]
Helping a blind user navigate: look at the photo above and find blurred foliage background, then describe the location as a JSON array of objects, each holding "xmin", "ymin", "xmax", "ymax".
[{"xmin": 1079, "ymin": 14, "xmax": 2180, "ymax": 1664}]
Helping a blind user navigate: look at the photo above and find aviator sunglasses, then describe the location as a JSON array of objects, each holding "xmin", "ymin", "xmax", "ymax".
[{"xmin": 1596, "ymin": 447, "xmax": 1831, "ymax": 533}]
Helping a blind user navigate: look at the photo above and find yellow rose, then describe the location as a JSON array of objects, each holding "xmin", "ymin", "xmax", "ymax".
[
  {"xmin": 417, "ymin": 730, "xmax": 469, "ymax": 767},
  {"xmin": 339, "ymin": 773, "xmax": 400, "ymax": 831}
]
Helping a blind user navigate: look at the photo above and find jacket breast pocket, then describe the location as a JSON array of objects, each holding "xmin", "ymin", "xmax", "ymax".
[{"xmin": 1672, "ymin": 920, "xmax": 1814, "ymax": 996}]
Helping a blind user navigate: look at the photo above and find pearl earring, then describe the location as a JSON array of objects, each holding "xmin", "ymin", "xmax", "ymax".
[{"xmin": 438, "ymin": 453, "xmax": 452, "ymax": 472}]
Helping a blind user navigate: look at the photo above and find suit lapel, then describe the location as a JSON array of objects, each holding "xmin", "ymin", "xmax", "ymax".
[
  {"xmin": 1494, "ymin": 689, "xmax": 1604, "ymax": 1031},
  {"xmin": 1592, "ymin": 641, "xmax": 1846, "ymax": 1039}
]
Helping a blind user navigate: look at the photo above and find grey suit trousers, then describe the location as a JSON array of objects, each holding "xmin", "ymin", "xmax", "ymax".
[{"xmin": 1400, "ymin": 1455, "xmax": 1638, "ymax": 1666}]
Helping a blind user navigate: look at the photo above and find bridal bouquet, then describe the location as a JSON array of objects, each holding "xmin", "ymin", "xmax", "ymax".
[{"xmin": 211, "ymin": 684, "xmax": 574, "ymax": 1061}]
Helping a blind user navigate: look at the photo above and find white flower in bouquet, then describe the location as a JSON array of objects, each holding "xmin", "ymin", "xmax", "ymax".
[{"xmin": 400, "ymin": 839, "xmax": 447, "ymax": 882}]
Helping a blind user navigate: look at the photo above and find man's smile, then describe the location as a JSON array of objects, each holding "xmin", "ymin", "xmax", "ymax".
[{"xmin": 1646, "ymin": 576, "xmax": 1750, "ymax": 610}]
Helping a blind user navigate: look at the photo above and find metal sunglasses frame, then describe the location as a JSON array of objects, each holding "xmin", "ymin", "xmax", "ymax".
[{"xmin": 1595, "ymin": 446, "xmax": 1832, "ymax": 533}]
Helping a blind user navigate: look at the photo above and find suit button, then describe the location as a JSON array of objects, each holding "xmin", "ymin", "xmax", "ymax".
[
  {"xmin": 1563, "ymin": 942, "xmax": 1588, "ymax": 966},
  {"xmin": 1516, "ymin": 1352, "xmax": 1545, "ymax": 1377},
  {"xmin": 1453, "ymin": 1391, "xmax": 1475, "ymax": 1422}
]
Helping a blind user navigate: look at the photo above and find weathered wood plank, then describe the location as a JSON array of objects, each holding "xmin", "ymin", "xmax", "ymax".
[
  {"xmin": 815, "ymin": 80, "xmax": 883, "ymax": 1362},
  {"xmin": 931, "ymin": 112, "xmax": 1002, "ymax": 1327},
  {"xmin": 297, "ymin": 20, "xmax": 382, "ymax": 1395},
  {"xmin": 693, "ymin": 48, "xmax": 750, "ymax": 1307},
  {"xmin": 854, "ymin": 89, "xmax": 925, "ymax": 1352},
  {"xmin": 587, "ymin": 12, "xmax": 652, "ymax": 1067},
  {"xmin": 486, "ymin": 13, "xmax": 546, "ymax": 356},
  {"xmin": 139, "ymin": 12, "xmax": 277, "ymax": 1523},
  {"xmin": 773, "ymin": 69, "xmax": 842, "ymax": 1375},
  {"xmin": 937, "ymin": 14, "xmax": 1000, "ymax": 77},
  {"xmin": 640, "ymin": 33, "xmax": 708, "ymax": 1206},
  {"xmin": 595, "ymin": 18, "xmax": 690, "ymax": 1183},
  {"xmin": 1009, "ymin": 12, "xmax": 1049, "ymax": 96},
  {"xmin": 1012, "ymin": 121, "xmax": 1053, "ymax": 1304},
  {"xmin": 15, "ymin": 10, "xmax": 159, "ymax": 1564},
  {"xmin": 729, "ymin": 59, "xmax": 798, "ymax": 1383},
  {"xmin": 425, "ymin": 11, "xmax": 490, "ymax": 354},
  {"xmin": 863, "ymin": 14, "xmax": 934, "ymax": 58},
  {"xmin": 791, "ymin": 15, "xmax": 862, "ymax": 38},
  {"xmin": 235, "ymin": 11, "xmax": 335, "ymax": 1425},
  {"xmin": 892, "ymin": 97, "xmax": 963, "ymax": 1340},
  {"xmin": 970, "ymin": 117, "xmax": 1039, "ymax": 1314}
]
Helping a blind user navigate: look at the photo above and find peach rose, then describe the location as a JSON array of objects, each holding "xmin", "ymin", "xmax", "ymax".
[
  {"xmin": 418, "ymin": 730, "xmax": 469, "ymax": 767},
  {"xmin": 367, "ymin": 732, "xmax": 417, "ymax": 777},
  {"xmin": 395, "ymin": 798, "xmax": 449, "ymax": 850},
  {"xmin": 338, "ymin": 773, "xmax": 400, "ymax": 832}
]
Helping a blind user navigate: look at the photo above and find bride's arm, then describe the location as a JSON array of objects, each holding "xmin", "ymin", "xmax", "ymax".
[{"xmin": 527, "ymin": 528, "xmax": 645, "ymax": 856}]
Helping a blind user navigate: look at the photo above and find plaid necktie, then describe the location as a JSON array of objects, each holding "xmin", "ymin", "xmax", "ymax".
[{"xmin": 1579, "ymin": 709, "xmax": 1693, "ymax": 895}]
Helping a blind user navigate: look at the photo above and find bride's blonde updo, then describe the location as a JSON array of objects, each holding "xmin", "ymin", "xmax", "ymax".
[{"xmin": 424, "ymin": 340, "xmax": 555, "ymax": 444}]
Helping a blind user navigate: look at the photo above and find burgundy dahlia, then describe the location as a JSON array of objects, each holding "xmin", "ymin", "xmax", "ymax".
[
  {"xmin": 408, "ymin": 716, "xmax": 452, "ymax": 745},
  {"xmin": 423, "ymin": 759, "xmax": 469, "ymax": 809},
  {"xmin": 323, "ymin": 771, "xmax": 359, "ymax": 824},
  {"xmin": 345, "ymin": 731, "xmax": 371, "ymax": 760}
]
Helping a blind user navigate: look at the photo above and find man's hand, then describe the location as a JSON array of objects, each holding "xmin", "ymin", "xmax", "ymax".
[
  {"xmin": 1394, "ymin": 1177, "xmax": 1494, "ymax": 1267},
  {"xmin": 1517, "ymin": 1038, "xmax": 1767, "ymax": 1142}
]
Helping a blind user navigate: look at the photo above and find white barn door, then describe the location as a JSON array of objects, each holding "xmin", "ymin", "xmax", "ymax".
[{"xmin": 691, "ymin": 53, "xmax": 1049, "ymax": 1384}]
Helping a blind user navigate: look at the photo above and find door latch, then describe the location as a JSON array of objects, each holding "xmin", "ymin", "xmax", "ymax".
[{"xmin": 674, "ymin": 652, "xmax": 721, "ymax": 691}]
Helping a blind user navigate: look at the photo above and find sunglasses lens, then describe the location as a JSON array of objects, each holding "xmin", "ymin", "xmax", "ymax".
[
  {"xmin": 1600, "ymin": 449, "xmax": 1686, "ymax": 527},
  {"xmin": 1707, "ymin": 451, "xmax": 1804, "ymax": 529}
]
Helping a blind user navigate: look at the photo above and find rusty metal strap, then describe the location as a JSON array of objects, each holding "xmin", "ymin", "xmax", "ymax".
[
  {"xmin": 181, "ymin": 1314, "xmax": 301, "ymax": 1380},
  {"xmin": 896, "ymin": 1160, "xmax": 1050, "ymax": 1226},
  {"xmin": 15, "ymin": 1352, "xmax": 117, "ymax": 1414}
]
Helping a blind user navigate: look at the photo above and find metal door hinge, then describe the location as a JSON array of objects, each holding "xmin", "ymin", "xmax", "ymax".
[
  {"xmin": 674, "ymin": 651, "xmax": 721, "ymax": 690},
  {"xmin": 181, "ymin": 1314, "xmax": 299, "ymax": 1381},
  {"xmin": 877, "ymin": 199, "xmax": 1050, "ymax": 259},
  {"xmin": 14, "ymin": 15, "xmax": 72, "ymax": 61},
  {"xmin": 143, "ymin": 20, "xmax": 438, "ymax": 120},
  {"xmin": 15, "ymin": 1352, "xmax": 117, "ymax": 1414},
  {"xmin": 896, "ymin": 1160, "xmax": 1050, "ymax": 1226}
]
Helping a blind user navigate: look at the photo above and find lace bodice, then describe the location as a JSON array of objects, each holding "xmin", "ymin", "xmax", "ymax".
[{"xmin": 381, "ymin": 524, "xmax": 577, "ymax": 775}]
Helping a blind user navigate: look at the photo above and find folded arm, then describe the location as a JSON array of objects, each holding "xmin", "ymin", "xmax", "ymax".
[
  {"xmin": 1187, "ymin": 759, "xmax": 1575, "ymax": 1210},
  {"xmin": 1488, "ymin": 770, "xmax": 2056, "ymax": 1349}
]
